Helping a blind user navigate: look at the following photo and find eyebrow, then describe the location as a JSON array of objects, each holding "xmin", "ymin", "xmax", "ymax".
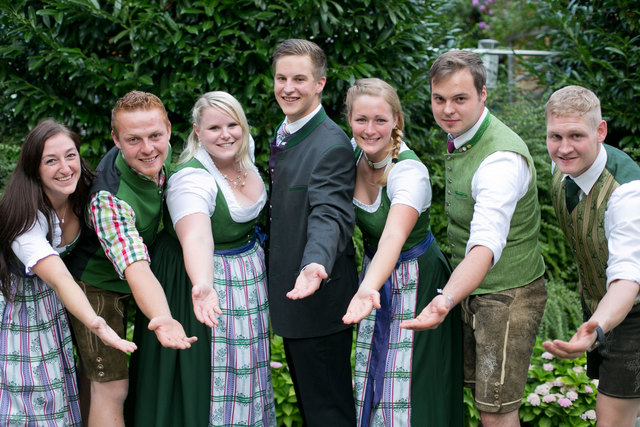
[{"xmin": 42, "ymin": 147, "xmax": 76, "ymax": 159}]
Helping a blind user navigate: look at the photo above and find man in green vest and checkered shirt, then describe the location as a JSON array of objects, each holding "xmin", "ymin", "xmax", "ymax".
[
  {"xmin": 401, "ymin": 50, "xmax": 547, "ymax": 427},
  {"xmin": 542, "ymin": 85, "xmax": 640, "ymax": 426}
]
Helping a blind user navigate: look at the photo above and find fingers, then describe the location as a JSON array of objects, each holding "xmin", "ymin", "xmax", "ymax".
[{"xmin": 148, "ymin": 316, "xmax": 198, "ymax": 349}]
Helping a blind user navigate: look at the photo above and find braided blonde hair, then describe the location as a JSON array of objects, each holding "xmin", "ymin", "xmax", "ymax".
[{"xmin": 345, "ymin": 78, "xmax": 405, "ymax": 186}]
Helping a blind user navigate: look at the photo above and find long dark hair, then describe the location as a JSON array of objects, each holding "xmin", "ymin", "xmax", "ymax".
[{"xmin": 0, "ymin": 118, "xmax": 94, "ymax": 298}]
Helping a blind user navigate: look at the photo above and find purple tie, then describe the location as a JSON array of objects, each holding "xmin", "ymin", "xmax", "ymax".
[{"xmin": 447, "ymin": 137, "xmax": 455, "ymax": 153}]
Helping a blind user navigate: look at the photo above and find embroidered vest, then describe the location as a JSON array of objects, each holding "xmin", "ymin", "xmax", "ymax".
[{"xmin": 551, "ymin": 144, "xmax": 640, "ymax": 312}]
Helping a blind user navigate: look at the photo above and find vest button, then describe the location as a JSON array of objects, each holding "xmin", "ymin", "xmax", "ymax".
[
  {"xmin": 447, "ymin": 178, "xmax": 452, "ymax": 184},
  {"xmin": 447, "ymin": 190, "xmax": 452, "ymax": 195},
  {"xmin": 446, "ymin": 156, "xmax": 452, "ymax": 161}
]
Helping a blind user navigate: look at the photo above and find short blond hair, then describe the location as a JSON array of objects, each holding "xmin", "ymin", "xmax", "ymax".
[
  {"xmin": 111, "ymin": 90, "xmax": 169, "ymax": 139},
  {"xmin": 545, "ymin": 85, "xmax": 602, "ymax": 130}
]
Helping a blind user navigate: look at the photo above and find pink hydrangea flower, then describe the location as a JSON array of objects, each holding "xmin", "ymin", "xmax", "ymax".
[
  {"xmin": 566, "ymin": 390, "xmax": 579, "ymax": 401},
  {"xmin": 543, "ymin": 363, "xmax": 554, "ymax": 371},
  {"xmin": 541, "ymin": 351, "xmax": 554, "ymax": 360},
  {"xmin": 526, "ymin": 393, "xmax": 541, "ymax": 406},
  {"xmin": 584, "ymin": 385, "xmax": 594, "ymax": 394},
  {"xmin": 542, "ymin": 394, "xmax": 557, "ymax": 403},
  {"xmin": 535, "ymin": 384, "xmax": 550, "ymax": 396},
  {"xmin": 478, "ymin": 21, "xmax": 490, "ymax": 30},
  {"xmin": 552, "ymin": 378, "xmax": 564, "ymax": 387},
  {"xmin": 270, "ymin": 361, "xmax": 283, "ymax": 369},
  {"xmin": 572, "ymin": 365, "xmax": 584, "ymax": 373},
  {"xmin": 558, "ymin": 397, "xmax": 572, "ymax": 407}
]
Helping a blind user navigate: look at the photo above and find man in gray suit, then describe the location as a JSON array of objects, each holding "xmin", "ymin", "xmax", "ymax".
[{"xmin": 267, "ymin": 38, "xmax": 358, "ymax": 426}]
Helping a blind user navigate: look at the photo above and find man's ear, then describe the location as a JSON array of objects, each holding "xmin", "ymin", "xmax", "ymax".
[{"xmin": 597, "ymin": 120, "xmax": 607, "ymax": 143}]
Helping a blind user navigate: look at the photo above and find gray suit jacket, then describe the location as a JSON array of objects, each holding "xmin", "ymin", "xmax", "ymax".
[{"xmin": 268, "ymin": 107, "xmax": 358, "ymax": 338}]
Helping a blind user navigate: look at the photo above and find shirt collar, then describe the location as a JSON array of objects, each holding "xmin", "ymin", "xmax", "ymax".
[
  {"xmin": 449, "ymin": 107, "xmax": 489, "ymax": 149},
  {"xmin": 283, "ymin": 104, "xmax": 322, "ymax": 135},
  {"xmin": 562, "ymin": 144, "xmax": 606, "ymax": 195}
]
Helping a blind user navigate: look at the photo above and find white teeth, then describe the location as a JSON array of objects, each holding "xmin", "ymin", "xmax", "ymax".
[{"xmin": 56, "ymin": 175, "xmax": 72, "ymax": 182}]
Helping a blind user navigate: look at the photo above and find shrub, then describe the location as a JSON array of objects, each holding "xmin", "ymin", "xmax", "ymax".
[
  {"xmin": 0, "ymin": 0, "xmax": 460, "ymax": 173},
  {"xmin": 520, "ymin": 339, "xmax": 598, "ymax": 426},
  {"xmin": 532, "ymin": 0, "xmax": 640, "ymax": 150}
]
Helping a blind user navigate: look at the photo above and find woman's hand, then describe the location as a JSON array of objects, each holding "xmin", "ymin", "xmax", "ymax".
[{"xmin": 342, "ymin": 286, "xmax": 381, "ymax": 324}]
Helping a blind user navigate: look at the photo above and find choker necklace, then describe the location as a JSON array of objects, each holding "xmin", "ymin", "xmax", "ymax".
[
  {"xmin": 363, "ymin": 150, "xmax": 392, "ymax": 169},
  {"xmin": 223, "ymin": 168, "xmax": 248, "ymax": 189}
]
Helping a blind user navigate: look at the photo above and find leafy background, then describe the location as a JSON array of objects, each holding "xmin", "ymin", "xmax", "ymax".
[{"xmin": 2, "ymin": 0, "xmax": 639, "ymax": 425}]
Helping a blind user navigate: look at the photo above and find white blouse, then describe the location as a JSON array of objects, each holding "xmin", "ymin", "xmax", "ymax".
[
  {"xmin": 11, "ymin": 211, "xmax": 68, "ymax": 274},
  {"xmin": 166, "ymin": 147, "xmax": 267, "ymax": 227},
  {"xmin": 353, "ymin": 142, "xmax": 431, "ymax": 215}
]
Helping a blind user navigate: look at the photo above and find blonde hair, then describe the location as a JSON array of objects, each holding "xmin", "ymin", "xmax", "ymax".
[
  {"xmin": 345, "ymin": 78, "xmax": 405, "ymax": 186},
  {"xmin": 111, "ymin": 90, "xmax": 169, "ymax": 139},
  {"xmin": 545, "ymin": 85, "xmax": 602, "ymax": 130},
  {"xmin": 180, "ymin": 91, "xmax": 252, "ymax": 170}
]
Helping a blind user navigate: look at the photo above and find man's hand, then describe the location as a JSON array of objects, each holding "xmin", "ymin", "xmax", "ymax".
[
  {"xmin": 89, "ymin": 316, "xmax": 138, "ymax": 353},
  {"xmin": 148, "ymin": 315, "xmax": 198, "ymax": 349},
  {"xmin": 342, "ymin": 287, "xmax": 381, "ymax": 324},
  {"xmin": 399, "ymin": 295, "xmax": 451, "ymax": 330},
  {"xmin": 542, "ymin": 320, "xmax": 599, "ymax": 359},
  {"xmin": 192, "ymin": 284, "xmax": 222, "ymax": 327},
  {"xmin": 286, "ymin": 263, "xmax": 327, "ymax": 300}
]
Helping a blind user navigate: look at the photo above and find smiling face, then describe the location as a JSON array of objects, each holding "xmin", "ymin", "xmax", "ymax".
[
  {"xmin": 194, "ymin": 106, "xmax": 244, "ymax": 165},
  {"xmin": 39, "ymin": 133, "xmax": 81, "ymax": 203},
  {"xmin": 349, "ymin": 94, "xmax": 398, "ymax": 162},
  {"xmin": 430, "ymin": 68, "xmax": 486, "ymax": 138},
  {"xmin": 546, "ymin": 114, "xmax": 606, "ymax": 178},
  {"xmin": 112, "ymin": 108, "xmax": 170, "ymax": 180},
  {"xmin": 273, "ymin": 54, "xmax": 326, "ymax": 123}
]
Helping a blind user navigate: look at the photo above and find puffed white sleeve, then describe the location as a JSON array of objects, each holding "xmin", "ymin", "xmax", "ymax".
[
  {"xmin": 166, "ymin": 167, "xmax": 218, "ymax": 227},
  {"xmin": 386, "ymin": 159, "xmax": 431, "ymax": 213},
  {"xmin": 10, "ymin": 211, "xmax": 58, "ymax": 274}
]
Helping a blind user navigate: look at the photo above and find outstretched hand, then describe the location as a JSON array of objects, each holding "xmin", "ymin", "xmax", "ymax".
[
  {"xmin": 192, "ymin": 284, "xmax": 222, "ymax": 327},
  {"xmin": 542, "ymin": 320, "xmax": 599, "ymax": 359},
  {"xmin": 148, "ymin": 315, "xmax": 198, "ymax": 349},
  {"xmin": 89, "ymin": 316, "xmax": 137, "ymax": 353},
  {"xmin": 399, "ymin": 295, "xmax": 451, "ymax": 331},
  {"xmin": 342, "ymin": 287, "xmax": 380, "ymax": 324},
  {"xmin": 286, "ymin": 263, "xmax": 327, "ymax": 300}
]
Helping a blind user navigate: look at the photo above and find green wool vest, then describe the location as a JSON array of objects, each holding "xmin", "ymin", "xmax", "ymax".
[
  {"xmin": 445, "ymin": 113, "xmax": 544, "ymax": 294},
  {"xmin": 551, "ymin": 144, "xmax": 640, "ymax": 313},
  {"xmin": 354, "ymin": 149, "xmax": 431, "ymax": 252},
  {"xmin": 166, "ymin": 157, "xmax": 256, "ymax": 250},
  {"xmin": 70, "ymin": 147, "xmax": 170, "ymax": 293}
]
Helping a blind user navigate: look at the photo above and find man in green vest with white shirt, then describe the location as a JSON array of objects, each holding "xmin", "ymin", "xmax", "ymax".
[
  {"xmin": 542, "ymin": 86, "xmax": 640, "ymax": 426},
  {"xmin": 401, "ymin": 50, "xmax": 546, "ymax": 427}
]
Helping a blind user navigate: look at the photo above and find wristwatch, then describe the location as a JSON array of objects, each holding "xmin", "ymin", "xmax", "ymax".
[{"xmin": 589, "ymin": 325, "xmax": 606, "ymax": 351}]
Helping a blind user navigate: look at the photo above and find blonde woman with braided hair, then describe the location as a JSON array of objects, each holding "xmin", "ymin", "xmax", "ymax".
[{"xmin": 343, "ymin": 78, "xmax": 463, "ymax": 426}]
